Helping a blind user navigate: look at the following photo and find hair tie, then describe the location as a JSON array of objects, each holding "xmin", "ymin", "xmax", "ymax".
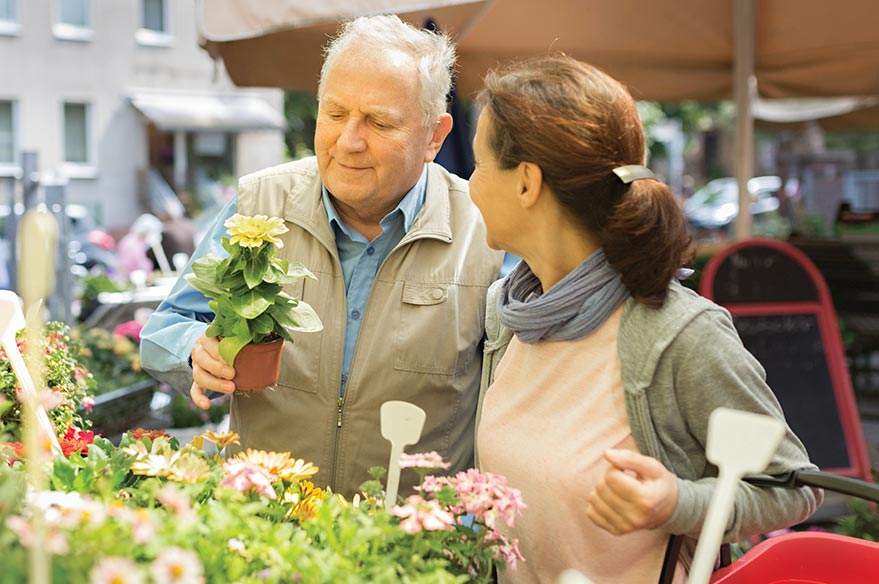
[{"xmin": 612, "ymin": 165, "xmax": 656, "ymax": 184}]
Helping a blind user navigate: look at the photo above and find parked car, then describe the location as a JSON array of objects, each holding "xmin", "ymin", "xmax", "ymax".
[{"xmin": 684, "ymin": 176, "xmax": 782, "ymax": 231}]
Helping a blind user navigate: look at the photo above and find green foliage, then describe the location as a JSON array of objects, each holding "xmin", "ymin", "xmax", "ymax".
[
  {"xmin": 186, "ymin": 236, "xmax": 322, "ymax": 366},
  {"xmin": 0, "ymin": 432, "xmax": 508, "ymax": 583},
  {"xmin": 836, "ymin": 499, "xmax": 879, "ymax": 542},
  {"xmin": 0, "ymin": 322, "xmax": 93, "ymax": 439},
  {"xmin": 72, "ymin": 327, "xmax": 148, "ymax": 393},
  {"xmin": 169, "ymin": 392, "xmax": 227, "ymax": 429},
  {"xmin": 78, "ymin": 273, "xmax": 127, "ymax": 306}
]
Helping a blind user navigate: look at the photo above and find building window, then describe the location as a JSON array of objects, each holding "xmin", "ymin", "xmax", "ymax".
[
  {"xmin": 143, "ymin": 0, "xmax": 165, "ymax": 32},
  {"xmin": 0, "ymin": 100, "xmax": 16, "ymax": 170},
  {"xmin": 54, "ymin": 0, "xmax": 92, "ymax": 42},
  {"xmin": 0, "ymin": 0, "xmax": 19, "ymax": 36},
  {"xmin": 62, "ymin": 102, "xmax": 97, "ymax": 179},
  {"xmin": 137, "ymin": 0, "xmax": 171, "ymax": 47}
]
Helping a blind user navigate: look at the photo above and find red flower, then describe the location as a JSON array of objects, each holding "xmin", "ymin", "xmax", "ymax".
[
  {"xmin": 60, "ymin": 427, "xmax": 95, "ymax": 457},
  {"xmin": 131, "ymin": 428, "xmax": 169, "ymax": 441},
  {"xmin": 0, "ymin": 441, "xmax": 24, "ymax": 464}
]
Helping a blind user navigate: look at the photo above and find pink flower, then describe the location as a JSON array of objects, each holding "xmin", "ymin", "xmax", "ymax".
[
  {"xmin": 447, "ymin": 469, "xmax": 526, "ymax": 529},
  {"xmin": 220, "ymin": 460, "xmax": 277, "ymax": 499},
  {"xmin": 113, "ymin": 320, "xmax": 144, "ymax": 343},
  {"xmin": 399, "ymin": 451, "xmax": 451, "ymax": 470},
  {"xmin": 82, "ymin": 396, "xmax": 96, "ymax": 413},
  {"xmin": 392, "ymin": 495, "xmax": 456, "ymax": 534},
  {"xmin": 90, "ymin": 557, "xmax": 144, "ymax": 584},
  {"xmin": 150, "ymin": 547, "xmax": 203, "ymax": 584},
  {"xmin": 6, "ymin": 515, "xmax": 69, "ymax": 555},
  {"xmin": 157, "ymin": 486, "xmax": 196, "ymax": 524}
]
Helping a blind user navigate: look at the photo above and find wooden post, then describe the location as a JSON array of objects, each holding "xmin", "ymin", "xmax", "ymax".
[{"xmin": 733, "ymin": 0, "xmax": 756, "ymax": 241}]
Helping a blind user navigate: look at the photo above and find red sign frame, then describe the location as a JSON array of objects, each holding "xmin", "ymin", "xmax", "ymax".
[{"xmin": 700, "ymin": 238, "xmax": 871, "ymax": 480}]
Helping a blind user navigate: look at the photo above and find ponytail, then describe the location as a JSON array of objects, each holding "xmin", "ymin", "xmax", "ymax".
[{"xmin": 601, "ymin": 179, "xmax": 694, "ymax": 308}]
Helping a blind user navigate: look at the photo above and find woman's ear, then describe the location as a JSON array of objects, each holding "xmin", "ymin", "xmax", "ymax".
[{"xmin": 517, "ymin": 162, "xmax": 543, "ymax": 209}]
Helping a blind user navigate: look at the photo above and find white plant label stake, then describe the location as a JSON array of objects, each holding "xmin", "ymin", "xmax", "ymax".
[
  {"xmin": 0, "ymin": 291, "xmax": 62, "ymax": 455},
  {"xmin": 381, "ymin": 400, "xmax": 426, "ymax": 512},
  {"xmin": 687, "ymin": 408, "xmax": 785, "ymax": 584}
]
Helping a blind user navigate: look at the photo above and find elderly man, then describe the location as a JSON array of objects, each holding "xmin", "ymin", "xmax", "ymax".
[{"xmin": 140, "ymin": 15, "xmax": 503, "ymax": 497}]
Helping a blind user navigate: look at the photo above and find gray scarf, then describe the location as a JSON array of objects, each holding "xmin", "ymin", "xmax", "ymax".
[{"xmin": 498, "ymin": 248, "xmax": 630, "ymax": 343}]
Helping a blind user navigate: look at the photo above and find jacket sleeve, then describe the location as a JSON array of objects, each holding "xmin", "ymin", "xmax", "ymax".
[
  {"xmin": 139, "ymin": 198, "xmax": 236, "ymax": 394},
  {"xmin": 660, "ymin": 309, "xmax": 823, "ymax": 542}
]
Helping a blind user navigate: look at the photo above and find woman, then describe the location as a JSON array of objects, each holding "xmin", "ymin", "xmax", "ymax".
[{"xmin": 470, "ymin": 56, "xmax": 821, "ymax": 584}]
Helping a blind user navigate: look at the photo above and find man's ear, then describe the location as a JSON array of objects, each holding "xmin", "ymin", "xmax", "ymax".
[
  {"xmin": 424, "ymin": 113, "xmax": 454, "ymax": 162},
  {"xmin": 517, "ymin": 162, "xmax": 543, "ymax": 209}
]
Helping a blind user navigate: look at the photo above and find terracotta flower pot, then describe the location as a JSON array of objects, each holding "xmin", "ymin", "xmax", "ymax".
[{"xmin": 232, "ymin": 338, "xmax": 284, "ymax": 391}]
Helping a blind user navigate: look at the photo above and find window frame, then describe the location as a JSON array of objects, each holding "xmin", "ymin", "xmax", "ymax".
[
  {"xmin": 136, "ymin": 0, "xmax": 172, "ymax": 47},
  {"xmin": 53, "ymin": 0, "xmax": 93, "ymax": 43},
  {"xmin": 61, "ymin": 100, "xmax": 98, "ymax": 179},
  {"xmin": 0, "ymin": 0, "xmax": 20, "ymax": 37},
  {"xmin": 0, "ymin": 99, "xmax": 20, "ymax": 178}
]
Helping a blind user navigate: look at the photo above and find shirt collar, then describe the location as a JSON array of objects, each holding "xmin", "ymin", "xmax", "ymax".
[{"xmin": 322, "ymin": 165, "xmax": 428, "ymax": 241}]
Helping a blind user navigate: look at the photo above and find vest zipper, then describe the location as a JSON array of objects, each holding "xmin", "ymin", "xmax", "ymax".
[{"xmin": 326, "ymin": 220, "xmax": 451, "ymax": 492}]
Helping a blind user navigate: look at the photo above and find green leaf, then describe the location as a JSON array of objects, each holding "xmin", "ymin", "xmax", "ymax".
[
  {"xmin": 231, "ymin": 290, "xmax": 273, "ymax": 320},
  {"xmin": 287, "ymin": 262, "xmax": 317, "ymax": 281},
  {"xmin": 286, "ymin": 300, "xmax": 323, "ymax": 333},
  {"xmin": 219, "ymin": 335, "xmax": 251, "ymax": 366},
  {"xmin": 250, "ymin": 313, "xmax": 275, "ymax": 336},
  {"xmin": 184, "ymin": 274, "xmax": 225, "ymax": 298},
  {"xmin": 243, "ymin": 253, "xmax": 270, "ymax": 289},
  {"xmin": 191, "ymin": 254, "xmax": 223, "ymax": 283}
]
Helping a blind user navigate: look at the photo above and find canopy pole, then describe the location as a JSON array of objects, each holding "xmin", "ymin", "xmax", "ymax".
[{"xmin": 733, "ymin": 0, "xmax": 755, "ymax": 241}]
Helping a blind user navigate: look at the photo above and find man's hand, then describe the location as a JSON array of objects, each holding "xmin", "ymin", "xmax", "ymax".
[
  {"xmin": 189, "ymin": 334, "xmax": 236, "ymax": 410},
  {"xmin": 585, "ymin": 449, "xmax": 678, "ymax": 536}
]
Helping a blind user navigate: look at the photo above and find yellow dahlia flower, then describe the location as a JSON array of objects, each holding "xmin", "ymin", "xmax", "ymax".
[{"xmin": 224, "ymin": 214, "xmax": 288, "ymax": 249}]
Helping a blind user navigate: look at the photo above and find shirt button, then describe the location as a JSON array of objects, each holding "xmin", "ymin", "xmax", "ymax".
[
  {"xmin": 351, "ymin": 310, "xmax": 361, "ymax": 320},
  {"xmin": 431, "ymin": 288, "xmax": 444, "ymax": 300},
  {"xmin": 366, "ymin": 246, "xmax": 375, "ymax": 256}
]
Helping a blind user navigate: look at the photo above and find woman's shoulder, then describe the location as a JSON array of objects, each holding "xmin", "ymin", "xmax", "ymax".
[{"xmin": 618, "ymin": 282, "xmax": 733, "ymax": 381}]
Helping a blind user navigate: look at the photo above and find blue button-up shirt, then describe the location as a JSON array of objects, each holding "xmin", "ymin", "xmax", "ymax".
[
  {"xmin": 140, "ymin": 166, "xmax": 429, "ymax": 397},
  {"xmin": 324, "ymin": 167, "xmax": 427, "ymax": 393}
]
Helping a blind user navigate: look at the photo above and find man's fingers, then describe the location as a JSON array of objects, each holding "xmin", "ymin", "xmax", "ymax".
[
  {"xmin": 190, "ymin": 382, "xmax": 211, "ymax": 410},
  {"xmin": 194, "ymin": 341, "xmax": 236, "ymax": 380},
  {"xmin": 192, "ymin": 364, "xmax": 236, "ymax": 394},
  {"xmin": 604, "ymin": 449, "xmax": 668, "ymax": 480}
]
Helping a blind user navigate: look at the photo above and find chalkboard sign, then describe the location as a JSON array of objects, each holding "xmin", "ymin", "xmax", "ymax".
[
  {"xmin": 732, "ymin": 313, "xmax": 849, "ymax": 470},
  {"xmin": 702, "ymin": 238, "xmax": 870, "ymax": 480},
  {"xmin": 712, "ymin": 246, "xmax": 818, "ymax": 304}
]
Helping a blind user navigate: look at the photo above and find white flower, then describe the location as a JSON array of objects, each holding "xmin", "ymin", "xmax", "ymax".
[
  {"xmin": 150, "ymin": 547, "xmax": 204, "ymax": 584},
  {"xmin": 227, "ymin": 538, "xmax": 246, "ymax": 553},
  {"xmin": 90, "ymin": 557, "xmax": 145, "ymax": 584}
]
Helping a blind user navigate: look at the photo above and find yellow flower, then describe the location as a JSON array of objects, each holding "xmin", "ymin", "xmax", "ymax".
[
  {"xmin": 278, "ymin": 458, "xmax": 319, "ymax": 483},
  {"xmin": 224, "ymin": 214, "xmax": 288, "ymax": 249},
  {"xmin": 230, "ymin": 449, "xmax": 290, "ymax": 477},
  {"xmin": 283, "ymin": 480, "xmax": 325, "ymax": 521},
  {"xmin": 124, "ymin": 437, "xmax": 178, "ymax": 478},
  {"xmin": 229, "ymin": 449, "xmax": 319, "ymax": 484},
  {"xmin": 200, "ymin": 431, "xmax": 240, "ymax": 450},
  {"xmin": 166, "ymin": 453, "xmax": 211, "ymax": 484}
]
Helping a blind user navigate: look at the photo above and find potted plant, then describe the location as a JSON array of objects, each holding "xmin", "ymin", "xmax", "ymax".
[{"xmin": 184, "ymin": 214, "xmax": 322, "ymax": 391}]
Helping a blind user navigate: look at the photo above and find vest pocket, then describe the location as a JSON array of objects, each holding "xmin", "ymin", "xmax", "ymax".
[{"xmin": 394, "ymin": 281, "xmax": 469, "ymax": 377}]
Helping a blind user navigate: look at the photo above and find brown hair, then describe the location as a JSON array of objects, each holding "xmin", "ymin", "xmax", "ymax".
[{"xmin": 478, "ymin": 55, "xmax": 693, "ymax": 308}]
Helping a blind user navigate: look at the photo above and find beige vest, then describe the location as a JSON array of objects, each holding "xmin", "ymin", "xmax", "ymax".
[{"xmin": 229, "ymin": 157, "xmax": 503, "ymax": 497}]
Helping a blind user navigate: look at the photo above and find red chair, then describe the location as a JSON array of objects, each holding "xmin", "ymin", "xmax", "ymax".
[{"xmin": 710, "ymin": 531, "xmax": 879, "ymax": 584}]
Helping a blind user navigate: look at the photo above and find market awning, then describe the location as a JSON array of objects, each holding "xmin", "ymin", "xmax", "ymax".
[{"xmin": 129, "ymin": 91, "xmax": 286, "ymax": 132}]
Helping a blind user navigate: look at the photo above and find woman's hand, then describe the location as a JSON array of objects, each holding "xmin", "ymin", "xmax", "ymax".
[{"xmin": 585, "ymin": 449, "xmax": 678, "ymax": 536}]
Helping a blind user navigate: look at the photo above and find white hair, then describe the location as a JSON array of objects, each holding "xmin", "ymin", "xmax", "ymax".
[{"xmin": 318, "ymin": 14, "xmax": 456, "ymax": 127}]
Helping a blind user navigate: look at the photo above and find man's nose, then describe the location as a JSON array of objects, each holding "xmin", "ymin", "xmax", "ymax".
[{"xmin": 337, "ymin": 119, "xmax": 367, "ymax": 153}]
